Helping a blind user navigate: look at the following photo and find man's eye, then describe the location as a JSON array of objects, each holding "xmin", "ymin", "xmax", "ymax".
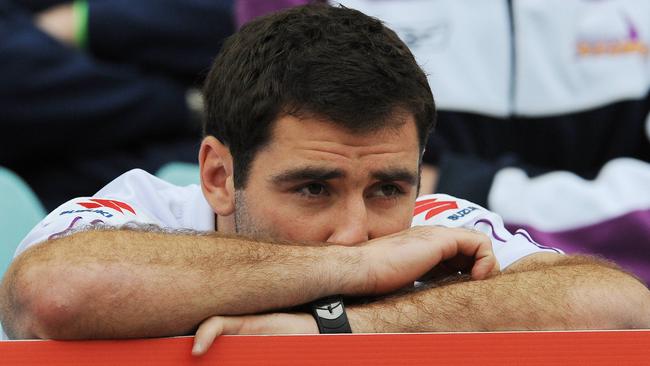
[
  {"xmin": 297, "ymin": 183, "xmax": 328, "ymax": 197},
  {"xmin": 380, "ymin": 184, "xmax": 402, "ymax": 197},
  {"xmin": 375, "ymin": 184, "xmax": 403, "ymax": 198}
]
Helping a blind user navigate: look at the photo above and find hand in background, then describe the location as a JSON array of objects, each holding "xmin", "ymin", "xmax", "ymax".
[{"xmin": 35, "ymin": 3, "xmax": 77, "ymax": 47}]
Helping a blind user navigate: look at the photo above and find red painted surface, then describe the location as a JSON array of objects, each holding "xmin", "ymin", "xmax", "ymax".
[{"xmin": 2, "ymin": 331, "xmax": 649, "ymax": 365}]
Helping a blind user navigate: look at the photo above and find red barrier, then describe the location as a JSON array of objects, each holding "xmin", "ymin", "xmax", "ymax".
[{"xmin": 2, "ymin": 331, "xmax": 650, "ymax": 365}]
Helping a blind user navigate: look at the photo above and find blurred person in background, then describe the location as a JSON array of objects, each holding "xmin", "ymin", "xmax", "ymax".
[
  {"xmin": 0, "ymin": 0, "xmax": 235, "ymax": 210},
  {"xmin": 329, "ymin": 0, "xmax": 650, "ymax": 284}
]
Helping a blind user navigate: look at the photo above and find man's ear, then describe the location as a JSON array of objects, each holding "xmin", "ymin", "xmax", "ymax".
[{"xmin": 199, "ymin": 136, "xmax": 236, "ymax": 216}]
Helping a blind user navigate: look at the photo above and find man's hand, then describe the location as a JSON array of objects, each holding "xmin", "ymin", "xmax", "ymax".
[
  {"xmin": 35, "ymin": 3, "xmax": 76, "ymax": 46},
  {"xmin": 353, "ymin": 226, "xmax": 498, "ymax": 295},
  {"xmin": 192, "ymin": 313, "xmax": 318, "ymax": 356},
  {"xmin": 190, "ymin": 225, "xmax": 496, "ymax": 356}
]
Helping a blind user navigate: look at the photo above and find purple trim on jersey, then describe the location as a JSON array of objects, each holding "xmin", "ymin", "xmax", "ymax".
[
  {"xmin": 514, "ymin": 228, "xmax": 534, "ymax": 242},
  {"xmin": 47, "ymin": 217, "xmax": 105, "ymax": 240},
  {"xmin": 48, "ymin": 216, "xmax": 83, "ymax": 240},
  {"xmin": 514, "ymin": 230, "xmax": 563, "ymax": 254},
  {"xmin": 474, "ymin": 219, "xmax": 506, "ymax": 242},
  {"xmin": 506, "ymin": 208, "xmax": 650, "ymax": 286},
  {"xmin": 625, "ymin": 16, "xmax": 639, "ymax": 41}
]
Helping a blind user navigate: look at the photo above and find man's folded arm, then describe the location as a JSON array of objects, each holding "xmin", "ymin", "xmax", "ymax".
[
  {"xmin": 348, "ymin": 253, "xmax": 650, "ymax": 332},
  {"xmin": 0, "ymin": 224, "xmax": 496, "ymax": 340},
  {"xmin": 0, "ymin": 228, "xmax": 356, "ymax": 339},
  {"xmin": 187, "ymin": 252, "xmax": 650, "ymax": 356}
]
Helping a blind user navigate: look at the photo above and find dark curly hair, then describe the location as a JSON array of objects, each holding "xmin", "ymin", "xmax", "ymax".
[{"xmin": 204, "ymin": 3, "xmax": 436, "ymax": 188}]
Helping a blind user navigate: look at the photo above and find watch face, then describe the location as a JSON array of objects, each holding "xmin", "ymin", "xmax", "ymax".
[{"xmin": 314, "ymin": 301, "xmax": 344, "ymax": 320}]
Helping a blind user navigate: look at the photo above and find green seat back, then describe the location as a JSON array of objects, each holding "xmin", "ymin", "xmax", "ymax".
[
  {"xmin": 0, "ymin": 167, "xmax": 46, "ymax": 279},
  {"xmin": 156, "ymin": 162, "xmax": 200, "ymax": 186}
]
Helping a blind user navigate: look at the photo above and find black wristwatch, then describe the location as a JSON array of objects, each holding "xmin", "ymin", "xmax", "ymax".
[{"xmin": 311, "ymin": 296, "xmax": 352, "ymax": 333}]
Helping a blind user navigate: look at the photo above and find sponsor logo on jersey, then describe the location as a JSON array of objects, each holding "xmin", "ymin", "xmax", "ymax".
[
  {"xmin": 447, "ymin": 206, "xmax": 479, "ymax": 221},
  {"xmin": 576, "ymin": 15, "xmax": 648, "ymax": 57},
  {"xmin": 413, "ymin": 198, "xmax": 459, "ymax": 220},
  {"xmin": 76, "ymin": 199, "xmax": 136, "ymax": 215},
  {"xmin": 60, "ymin": 209, "xmax": 114, "ymax": 218}
]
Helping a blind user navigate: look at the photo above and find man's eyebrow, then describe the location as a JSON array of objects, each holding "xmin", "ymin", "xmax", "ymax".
[
  {"xmin": 270, "ymin": 167, "xmax": 346, "ymax": 184},
  {"xmin": 371, "ymin": 168, "xmax": 419, "ymax": 186}
]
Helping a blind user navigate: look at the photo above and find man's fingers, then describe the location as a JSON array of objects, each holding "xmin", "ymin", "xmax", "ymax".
[
  {"xmin": 447, "ymin": 229, "xmax": 498, "ymax": 280},
  {"xmin": 359, "ymin": 226, "xmax": 499, "ymax": 295},
  {"xmin": 192, "ymin": 317, "xmax": 225, "ymax": 356},
  {"xmin": 471, "ymin": 251, "xmax": 499, "ymax": 280}
]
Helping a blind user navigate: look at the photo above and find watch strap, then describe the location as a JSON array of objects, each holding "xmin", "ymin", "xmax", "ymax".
[{"xmin": 311, "ymin": 296, "xmax": 352, "ymax": 333}]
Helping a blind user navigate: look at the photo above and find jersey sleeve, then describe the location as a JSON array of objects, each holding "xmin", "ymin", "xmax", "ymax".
[
  {"xmin": 13, "ymin": 169, "xmax": 172, "ymax": 258},
  {"xmin": 411, "ymin": 193, "xmax": 563, "ymax": 270}
]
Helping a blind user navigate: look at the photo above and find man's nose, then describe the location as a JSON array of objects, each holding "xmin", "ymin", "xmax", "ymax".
[{"xmin": 326, "ymin": 199, "xmax": 370, "ymax": 246}]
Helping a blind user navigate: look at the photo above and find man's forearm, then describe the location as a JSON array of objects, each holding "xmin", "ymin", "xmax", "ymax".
[
  {"xmin": 348, "ymin": 255, "xmax": 650, "ymax": 332},
  {"xmin": 0, "ymin": 228, "xmax": 355, "ymax": 339},
  {"xmin": 0, "ymin": 225, "xmax": 497, "ymax": 339}
]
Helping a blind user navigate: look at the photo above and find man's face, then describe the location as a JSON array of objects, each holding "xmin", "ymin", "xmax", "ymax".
[{"xmin": 233, "ymin": 113, "xmax": 420, "ymax": 245}]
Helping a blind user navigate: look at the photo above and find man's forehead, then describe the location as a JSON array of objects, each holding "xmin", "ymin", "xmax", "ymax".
[
  {"xmin": 277, "ymin": 105, "xmax": 416, "ymax": 132},
  {"xmin": 268, "ymin": 113, "xmax": 419, "ymax": 148},
  {"xmin": 246, "ymin": 112, "xmax": 421, "ymax": 186}
]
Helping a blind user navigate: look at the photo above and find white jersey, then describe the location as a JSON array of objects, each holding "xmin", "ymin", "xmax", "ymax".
[
  {"xmin": 15, "ymin": 168, "xmax": 560, "ymax": 268},
  {"xmin": 411, "ymin": 194, "xmax": 562, "ymax": 270},
  {"xmin": 15, "ymin": 169, "xmax": 215, "ymax": 255},
  {"xmin": 1, "ymin": 169, "xmax": 560, "ymax": 339}
]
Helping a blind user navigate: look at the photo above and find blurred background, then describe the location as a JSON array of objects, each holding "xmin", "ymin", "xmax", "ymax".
[{"xmin": 1, "ymin": 0, "xmax": 649, "ymax": 284}]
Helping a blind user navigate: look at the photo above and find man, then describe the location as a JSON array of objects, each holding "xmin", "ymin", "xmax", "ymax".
[{"xmin": 1, "ymin": 4, "xmax": 648, "ymax": 354}]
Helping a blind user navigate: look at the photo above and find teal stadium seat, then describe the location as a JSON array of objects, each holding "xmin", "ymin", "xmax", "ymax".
[
  {"xmin": 0, "ymin": 168, "xmax": 46, "ymax": 338},
  {"xmin": 156, "ymin": 162, "xmax": 200, "ymax": 186},
  {"xmin": 0, "ymin": 164, "xmax": 194, "ymax": 337},
  {"xmin": 0, "ymin": 167, "xmax": 46, "ymax": 279}
]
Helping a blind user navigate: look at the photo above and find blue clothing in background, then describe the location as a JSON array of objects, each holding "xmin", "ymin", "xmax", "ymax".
[{"xmin": 0, "ymin": 0, "xmax": 234, "ymax": 209}]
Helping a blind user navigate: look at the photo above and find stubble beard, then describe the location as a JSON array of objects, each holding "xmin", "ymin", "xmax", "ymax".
[{"xmin": 233, "ymin": 190, "xmax": 274, "ymax": 240}]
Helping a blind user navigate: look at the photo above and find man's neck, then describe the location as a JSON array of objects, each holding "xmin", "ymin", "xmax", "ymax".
[{"xmin": 216, "ymin": 214, "xmax": 236, "ymax": 233}]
